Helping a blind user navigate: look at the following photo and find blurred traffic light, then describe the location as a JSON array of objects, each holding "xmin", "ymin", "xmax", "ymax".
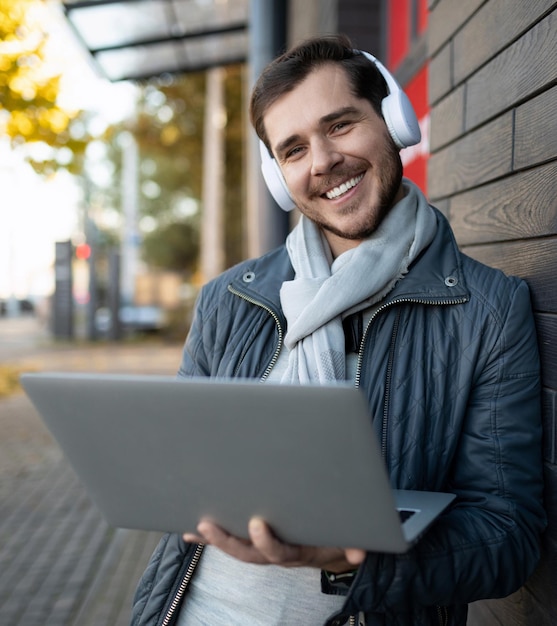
[{"xmin": 75, "ymin": 243, "xmax": 91, "ymax": 260}]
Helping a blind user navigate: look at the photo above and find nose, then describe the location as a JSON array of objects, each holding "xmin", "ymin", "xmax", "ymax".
[{"xmin": 310, "ymin": 137, "xmax": 343, "ymax": 176}]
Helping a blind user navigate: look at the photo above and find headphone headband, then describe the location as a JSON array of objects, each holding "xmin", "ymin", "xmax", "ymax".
[{"xmin": 260, "ymin": 50, "xmax": 421, "ymax": 212}]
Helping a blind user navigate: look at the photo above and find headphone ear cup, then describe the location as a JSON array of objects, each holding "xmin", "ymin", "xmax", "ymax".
[
  {"xmin": 359, "ymin": 51, "xmax": 421, "ymax": 149},
  {"xmin": 381, "ymin": 91, "xmax": 421, "ymax": 149},
  {"xmin": 259, "ymin": 140, "xmax": 296, "ymax": 212}
]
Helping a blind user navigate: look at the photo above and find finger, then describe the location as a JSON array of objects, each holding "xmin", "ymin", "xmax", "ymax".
[
  {"xmin": 248, "ymin": 518, "xmax": 358, "ymax": 569},
  {"xmin": 345, "ymin": 548, "xmax": 366, "ymax": 565},
  {"xmin": 248, "ymin": 517, "xmax": 303, "ymax": 564},
  {"xmin": 183, "ymin": 532, "xmax": 205, "ymax": 544},
  {"xmin": 197, "ymin": 519, "xmax": 268, "ymax": 564}
]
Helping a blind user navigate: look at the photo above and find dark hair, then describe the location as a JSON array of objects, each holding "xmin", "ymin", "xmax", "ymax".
[{"xmin": 249, "ymin": 34, "xmax": 389, "ymax": 151}]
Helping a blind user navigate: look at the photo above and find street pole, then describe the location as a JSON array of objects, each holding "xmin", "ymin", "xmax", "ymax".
[{"xmin": 247, "ymin": 0, "xmax": 290, "ymax": 258}]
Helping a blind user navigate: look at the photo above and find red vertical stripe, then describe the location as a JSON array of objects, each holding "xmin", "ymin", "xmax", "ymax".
[
  {"xmin": 401, "ymin": 67, "xmax": 429, "ymax": 192},
  {"xmin": 403, "ymin": 155, "xmax": 427, "ymax": 191},
  {"xmin": 404, "ymin": 65, "xmax": 428, "ymax": 120},
  {"xmin": 418, "ymin": 0, "xmax": 429, "ymax": 34},
  {"xmin": 385, "ymin": 0, "xmax": 430, "ymax": 192},
  {"xmin": 387, "ymin": 0, "xmax": 410, "ymax": 70}
]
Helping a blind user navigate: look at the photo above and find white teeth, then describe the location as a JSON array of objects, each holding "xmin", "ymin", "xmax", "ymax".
[{"xmin": 325, "ymin": 174, "xmax": 364, "ymax": 199}]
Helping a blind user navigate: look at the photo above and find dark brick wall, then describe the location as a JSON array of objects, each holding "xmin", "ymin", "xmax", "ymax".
[{"xmin": 427, "ymin": 1, "xmax": 557, "ymax": 622}]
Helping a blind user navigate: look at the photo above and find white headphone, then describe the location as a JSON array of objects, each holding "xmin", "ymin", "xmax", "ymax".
[{"xmin": 259, "ymin": 50, "xmax": 421, "ymax": 212}]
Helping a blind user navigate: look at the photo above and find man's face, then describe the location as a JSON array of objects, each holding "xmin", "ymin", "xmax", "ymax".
[{"xmin": 264, "ymin": 63, "xmax": 404, "ymax": 256}]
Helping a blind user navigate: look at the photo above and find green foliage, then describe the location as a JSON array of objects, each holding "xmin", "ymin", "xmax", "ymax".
[
  {"xmin": 0, "ymin": 0, "xmax": 89, "ymax": 174},
  {"xmin": 135, "ymin": 72, "xmax": 206, "ymax": 202},
  {"xmin": 107, "ymin": 65, "xmax": 246, "ymax": 276},
  {"xmin": 142, "ymin": 219, "xmax": 200, "ymax": 273},
  {"xmin": 98, "ymin": 71, "xmax": 206, "ymax": 275}
]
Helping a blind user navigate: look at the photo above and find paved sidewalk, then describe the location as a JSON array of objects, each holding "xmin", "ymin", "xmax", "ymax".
[{"xmin": 0, "ymin": 316, "xmax": 186, "ymax": 626}]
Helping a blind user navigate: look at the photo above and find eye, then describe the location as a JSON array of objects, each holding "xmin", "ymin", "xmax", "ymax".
[
  {"xmin": 332, "ymin": 120, "xmax": 351, "ymax": 133},
  {"xmin": 285, "ymin": 145, "xmax": 305, "ymax": 160}
]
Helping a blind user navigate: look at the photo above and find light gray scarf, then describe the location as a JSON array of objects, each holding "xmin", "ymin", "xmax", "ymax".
[{"xmin": 280, "ymin": 178, "xmax": 437, "ymax": 384}]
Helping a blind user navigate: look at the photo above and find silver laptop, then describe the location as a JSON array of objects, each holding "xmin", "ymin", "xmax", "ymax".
[{"xmin": 21, "ymin": 372, "xmax": 455, "ymax": 553}]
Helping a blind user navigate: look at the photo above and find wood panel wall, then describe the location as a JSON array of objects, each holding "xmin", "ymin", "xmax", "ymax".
[{"xmin": 427, "ymin": 0, "xmax": 557, "ymax": 623}]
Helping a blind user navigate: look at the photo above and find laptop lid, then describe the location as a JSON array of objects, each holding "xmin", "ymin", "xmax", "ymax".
[{"xmin": 21, "ymin": 372, "xmax": 455, "ymax": 553}]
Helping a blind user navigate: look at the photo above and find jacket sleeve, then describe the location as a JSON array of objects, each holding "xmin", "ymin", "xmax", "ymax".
[
  {"xmin": 336, "ymin": 279, "xmax": 546, "ymax": 621},
  {"xmin": 177, "ymin": 286, "xmax": 215, "ymax": 378}
]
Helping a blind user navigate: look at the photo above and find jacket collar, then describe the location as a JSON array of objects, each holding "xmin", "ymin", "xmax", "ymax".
[
  {"xmin": 228, "ymin": 208, "xmax": 469, "ymax": 313},
  {"xmin": 385, "ymin": 207, "xmax": 469, "ymax": 305}
]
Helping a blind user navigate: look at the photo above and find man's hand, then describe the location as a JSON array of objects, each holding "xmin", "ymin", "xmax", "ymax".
[{"xmin": 183, "ymin": 517, "xmax": 366, "ymax": 573}]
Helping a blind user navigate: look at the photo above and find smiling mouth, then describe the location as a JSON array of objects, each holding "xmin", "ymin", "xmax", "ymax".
[{"xmin": 325, "ymin": 174, "xmax": 364, "ymax": 200}]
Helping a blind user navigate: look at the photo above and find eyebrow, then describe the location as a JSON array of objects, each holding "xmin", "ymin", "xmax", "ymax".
[{"xmin": 272, "ymin": 106, "xmax": 361, "ymax": 158}]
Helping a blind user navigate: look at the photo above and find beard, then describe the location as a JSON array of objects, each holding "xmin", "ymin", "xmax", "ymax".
[{"xmin": 298, "ymin": 141, "xmax": 404, "ymax": 241}]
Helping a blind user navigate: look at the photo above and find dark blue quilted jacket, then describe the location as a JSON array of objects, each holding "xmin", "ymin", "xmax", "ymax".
[{"xmin": 130, "ymin": 209, "xmax": 545, "ymax": 626}]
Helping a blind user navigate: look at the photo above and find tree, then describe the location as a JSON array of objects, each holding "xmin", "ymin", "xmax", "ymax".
[
  {"xmin": 0, "ymin": 0, "xmax": 89, "ymax": 174},
  {"xmin": 102, "ymin": 64, "xmax": 246, "ymax": 277},
  {"xmin": 96, "ymin": 71, "xmax": 206, "ymax": 278}
]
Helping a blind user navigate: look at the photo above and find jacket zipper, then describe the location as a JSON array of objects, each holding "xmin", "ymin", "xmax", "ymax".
[
  {"xmin": 437, "ymin": 605, "xmax": 449, "ymax": 626},
  {"xmin": 352, "ymin": 296, "xmax": 464, "ymax": 626},
  {"xmin": 160, "ymin": 287, "xmax": 284, "ymax": 625},
  {"xmin": 354, "ymin": 296, "xmax": 467, "ymax": 457},
  {"xmin": 381, "ymin": 308, "xmax": 401, "ymax": 463},
  {"xmin": 227, "ymin": 285, "xmax": 284, "ymax": 381},
  {"xmin": 161, "ymin": 543, "xmax": 205, "ymax": 626}
]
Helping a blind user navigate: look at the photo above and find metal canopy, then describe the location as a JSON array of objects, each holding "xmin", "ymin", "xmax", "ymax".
[{"xmin": 61, "ymin": 0, "xmax": 249, "ymax": 82}]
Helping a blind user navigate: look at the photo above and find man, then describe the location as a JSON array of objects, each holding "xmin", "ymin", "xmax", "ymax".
[{"xmin": 131, "ymin": 34, "xmax": 545, "ymax": 626}]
